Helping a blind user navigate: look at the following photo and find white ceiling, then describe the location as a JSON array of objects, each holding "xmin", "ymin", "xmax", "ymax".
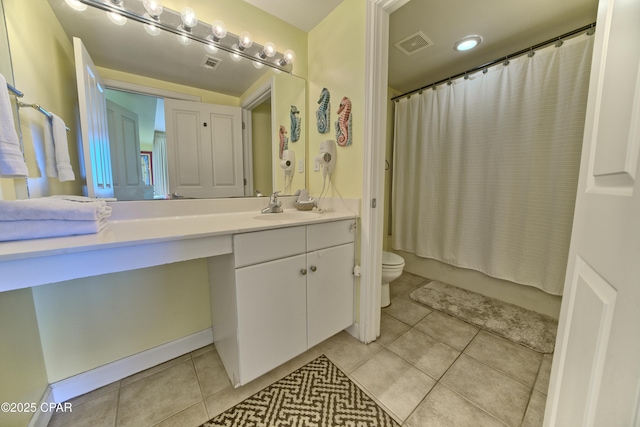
[
  {"xmin": 249, "ymin": 0, "xmax": 599, "ymax": 95},
  {"xmin": 243, "ymin": 0, "xmax": 344, "ymax": 32}
]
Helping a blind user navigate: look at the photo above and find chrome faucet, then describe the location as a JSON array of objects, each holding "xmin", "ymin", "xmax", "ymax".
[{"xmin": 261, "ymin": 191, "xmax": 283, "ymax": 213}]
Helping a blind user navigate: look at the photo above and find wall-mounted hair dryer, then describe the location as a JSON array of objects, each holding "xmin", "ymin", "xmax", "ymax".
[
  {"xmin": 315, "ymin": 140, "xmax": 336, "ymax": 179},
  {"xmin": 280, "ymin": 149, "xmax": 296, "ymax": 177}
]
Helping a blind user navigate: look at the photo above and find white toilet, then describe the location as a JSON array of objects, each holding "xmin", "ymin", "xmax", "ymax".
[{"xmin": 381, "ymin": 251, "xmax": 405, "ymax": 307}]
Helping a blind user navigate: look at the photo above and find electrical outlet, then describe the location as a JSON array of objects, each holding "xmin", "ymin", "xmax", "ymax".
[{"xmin": 298, "ymin": 158, "xmax": 304, "ymax": 173}]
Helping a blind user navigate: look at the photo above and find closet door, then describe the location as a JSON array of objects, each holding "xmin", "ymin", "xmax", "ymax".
[{"xmin": 165, "ymin": 99, "xmax": 244, "ymax": 198}]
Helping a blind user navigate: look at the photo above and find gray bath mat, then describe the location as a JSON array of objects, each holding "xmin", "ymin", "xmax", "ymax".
[{"xmin": 410, "ymin": 281, "xmax": 558, "ymax": 353}]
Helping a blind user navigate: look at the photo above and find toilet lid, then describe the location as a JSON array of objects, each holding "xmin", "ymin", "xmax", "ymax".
[{"xmin": 382, "ymin": 251, "xmax": 404, "ymax": 266}]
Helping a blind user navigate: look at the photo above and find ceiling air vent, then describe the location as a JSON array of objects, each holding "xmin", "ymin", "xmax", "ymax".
[
  {"xmin": 394, "ymin": 31, "xmax": 433, "ymax": 56},
  {"xmin": 201, "ymin": 56, "xmax": 222, "ymax": 71}
]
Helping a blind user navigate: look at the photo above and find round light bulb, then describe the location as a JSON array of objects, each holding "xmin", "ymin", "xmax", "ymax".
[
  {"xmin": 143, "ymin": 0, "xmax": 163, "ymax": 18},
  {"xmin": 230, "ymin": 51, "xmax": 242, "ymax": 62},
  {"xmin": 107, "ymin": 11, "xmax": 127, "ymax": 26},
  {"xmin": 205, "ymin": 43, "xmax": 218, "ymax": 54},
  {"xmin": 176, "ymin": 34, "xmax": 191, "ymax": 46},
  {"xmin": 211, "ymin": 20, "xmax": 227, "ymax": 40},
  {"xmin": 253, "ymin": 61, "xmax": 264, "ymax": 69},
  {"xmin": 65, "ymin": 0, "xmax": 87, "ymax": 11},
  {"xmin": 283, "ymin": 49, "xmax": 295, "ymax": 64},
  {"xmin": 180, "ymin": 7, "xmax": 198, "ymax": 31},
  {"xmin": 263, "ymin": 42, "xmax": 276, "ymax": 58},
  {"xmin": 239, "ymin": 31, "xmax": 253, "ymax": 49},
  {"xmin": 143, "ymin": 22, "xmax": 161, "ymax": 36}
]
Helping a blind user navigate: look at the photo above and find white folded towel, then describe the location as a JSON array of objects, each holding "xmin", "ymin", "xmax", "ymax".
[
  {"xmin": 0, "ymin": 218, "xmax": 108, "ymax": 242},
  {"xmin": 44, "ymin": 113, "xmax": 75, "ymax": 181},
  {"xmin": 0, "ymin": 73, "xmax": 28, "ymax": 178},
  {"xmin": 0, "ymin": 196, "xmax": 111, "ymax": 221}
]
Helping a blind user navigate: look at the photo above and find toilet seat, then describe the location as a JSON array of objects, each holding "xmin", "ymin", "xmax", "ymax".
[{"xmin": 382, "ymin": 251, "xmax": 405, "ymax": 267}]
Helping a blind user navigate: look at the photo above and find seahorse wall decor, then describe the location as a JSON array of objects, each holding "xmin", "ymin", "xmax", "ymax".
[
  {"xmin": 316, "ymin": 88, "xmax": 330, "ymax": 133},
  {"xmin": 290, "ymin": 105, "xmax": 301, "ymax": 142},
  {"xmin": 335, "ymin": 96, "xmax": 352, "ymax": 146},
  {"xmin": 279, "ymin": 125, "xmax": 288, "ymax": 160}
]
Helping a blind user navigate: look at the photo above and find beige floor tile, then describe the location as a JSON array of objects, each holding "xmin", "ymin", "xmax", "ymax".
[
  {"xmin": 382, "ymin": 297, "xmax": 432, "ymax": 326},
  {"xmin": 414, "ymin": 311, "xmax": 479, "ymax": 351},
  {"xmin": 120, "ymin": 354, "xmax": 192, "ymax": 388},
  {"xmin": 390, "ymin": 273, "xmax": 428, "ymax": 300},
  {"xmin": 464, "ymin": 331, "xmax": 542, "ymax": 386},
  {"xmin": 405, "ymin": 384, "xmax": 507, "ymax": 427},
  {"xmin": 351, "ymin": 349, "xmax": 436, "ymax": 421},
  {"xmin": 117, "ymin": 360, "xmax": 202, "ymax": 427},
  {"xmin": 319, "ymin": 331, "xmax": 382, "ymax": 373},
  {"xmin": 534, "ymin": 353, "xmax": 553, "ymax": 395},
  {"xmin": 521, "ymin": 390, "xmax": 546, "ymax": 427},
  {"xmin": 269, "ymin": 345, "xmax": 324, "ymax": 381},
  {"xmin": 441, "ymin": 354, "xmax": 531, "ymax": 427},
  {"xmin": 154, "ymin": 401, "xmax": 209, "ymax": 427},
  {"xmin": 67, "ymin": 381, "xmax": 120, "ymax": 407},
  {"xmin": 204, "ymin": 372, "xmax": 276, "ymax": 419},
  {"xmin": 49, "ymin": 390, "xmax": 118, "ymax": 427},
  {"xmin": 192, "ymin": 348, "xmax": 233, "ymax": 397},
  {"xmin": 378, "ymin": 312, "xmax": 411, "ymax": 346},
  {"xmin": 387, "ymin": 327, "xmax": 460, "ymax": 379},
  {"xmin": 190, "ymin": 344, "xmax": 215, "ymax": 358}
]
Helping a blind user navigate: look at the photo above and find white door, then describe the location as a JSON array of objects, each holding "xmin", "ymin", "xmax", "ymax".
[
  {"xmin": 164, "ymin": 99, "xmax": 244, "ymax": 198},
  {"xmin": 106, "ymin": 100, "xmax": 152, "ymax": 200},
  {"xmin": 545, "ymin": 0, "xmax": 640, "ymax": 425},
  {"xmin": 73, "ymin": 37, "xmax": 113, "ymax": 198}
]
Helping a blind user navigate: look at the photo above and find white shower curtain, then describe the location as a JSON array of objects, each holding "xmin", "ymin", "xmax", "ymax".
[
  {"xmin": 392, "ymin": 33, "xmax": 594, "ymax": 295},
  {"xmin": 152, "ymin": 131, "xmax": 169, "ymax": 199}
]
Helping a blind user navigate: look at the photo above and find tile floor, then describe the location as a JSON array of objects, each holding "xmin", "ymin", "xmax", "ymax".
[{"xmin": 48, "ymin": 272, "xmax": 553, "ymax": 427}]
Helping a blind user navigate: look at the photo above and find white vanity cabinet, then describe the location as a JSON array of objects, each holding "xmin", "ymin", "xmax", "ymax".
[{"xmin": 209, "ymin": 219, "xmax": 356, "ymax": 387}]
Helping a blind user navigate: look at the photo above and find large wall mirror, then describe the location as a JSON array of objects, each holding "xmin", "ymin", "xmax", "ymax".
[{"xmin": 4, "ymin": 0, "xmax": 306, "ymax": 200}]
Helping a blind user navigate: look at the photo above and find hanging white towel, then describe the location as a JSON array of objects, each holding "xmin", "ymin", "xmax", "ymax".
[
  {"xmin": 44, "ymin": 113, "xmax": 75, "ymax": 181},
  {"xmin": 0, "ymin": 73, "xmax": 28, "ymax": 178}
]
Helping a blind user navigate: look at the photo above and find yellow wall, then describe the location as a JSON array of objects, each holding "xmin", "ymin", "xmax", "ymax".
[
  {"xmin": 307, "ymin": 0, "xmax": 366, "ymax": 200},
  {"xmin": 0, "ymin": 289, "xmax": 48, "ymax": 427},
  {"xmin": 5, "ymin": 0, "xmax": 83, "ymax": 199},
  {"xmin": 252, "ymin": 100, "xmax": 273, "ymax": 195},
  {"xmin": 32, "ymin": 260, "xmax": 211, "ymax": 383}
]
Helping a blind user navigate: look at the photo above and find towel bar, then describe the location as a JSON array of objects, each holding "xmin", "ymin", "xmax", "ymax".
[{"xmin": 16, "ymin": 101, "xmax": 70, "ymax": 131}]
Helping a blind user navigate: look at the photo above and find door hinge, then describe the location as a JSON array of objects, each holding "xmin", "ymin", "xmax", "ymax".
[
  {"xmin": 353, "ymin": 265, "xmax": 361, "ymax": 276},
  {"xmin": 371, "ymin": 198, "xmax": 377, "ymax": 208},
  {"xmin": 244, "ymin": 178, "xmax": 247, "ymax": 186},
  {"xmin": 242, "ymin": 122, "xmax": 246, "ymax": 130}
]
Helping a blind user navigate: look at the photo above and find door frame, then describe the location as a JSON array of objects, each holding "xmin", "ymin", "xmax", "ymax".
[
  {"xmin": 360, "ymin": 0, "xmax": 411, "ymax": 342},
  {"xmin": 241, "ymin": 80, "xmax": 272, "ymax": 197}
]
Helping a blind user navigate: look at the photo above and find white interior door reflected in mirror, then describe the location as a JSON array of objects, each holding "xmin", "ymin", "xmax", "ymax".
[
  {"xmin": 164, "ymin": 99, "xmax": 244, "ymax": 199},
  {"xmin": 74, "ymin": 37, "xmax": 113, "ymax": 198}
]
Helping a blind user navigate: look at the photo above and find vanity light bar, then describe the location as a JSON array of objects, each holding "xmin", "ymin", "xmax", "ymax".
[{"xmin": 72, "ymin": 0, "xmax": 294, "ymax": 72}]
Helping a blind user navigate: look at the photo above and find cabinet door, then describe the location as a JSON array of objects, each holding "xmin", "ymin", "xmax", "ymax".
[
  {"xmin": 307, "ymin": 243, "xmax": 355, "ymax": 348},
  {"xmin": 235, "ymin": 254, "xmax": 307, "ymax": 385}
]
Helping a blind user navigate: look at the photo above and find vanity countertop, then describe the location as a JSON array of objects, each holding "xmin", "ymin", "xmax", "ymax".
[{"xmin": 0, "ymin": 204, "xmax": 358, "ymax": 292}]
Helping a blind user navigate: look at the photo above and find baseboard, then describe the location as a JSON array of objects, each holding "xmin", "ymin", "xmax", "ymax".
[
  {"xmin": 27, "ymin": 387, "xmax": 55, "ymax": 427},
  {"xmin": 345, "ymin": 322, "xmax": 360, "ymax": 341},
  {"xmin": 50, "ymin": 328, "xmax": 213, "ymax": 403}
]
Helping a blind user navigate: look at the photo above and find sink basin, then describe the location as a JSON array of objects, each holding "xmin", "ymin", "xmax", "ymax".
[{"xmin": 253, "ymin": 212, "xmax": 318, "ymax": 221}]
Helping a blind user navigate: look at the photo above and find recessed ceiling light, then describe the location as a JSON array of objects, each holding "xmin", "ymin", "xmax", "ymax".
[{"xmin": 454, "ymin": 35, "xmax": 482, "ymax": 52}]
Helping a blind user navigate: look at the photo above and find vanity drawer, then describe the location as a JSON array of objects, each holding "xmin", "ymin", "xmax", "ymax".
[
  {"xmin": 234, "ymin": 226, "xmax": 306, "ymax": 267},
  {"xmin": 307, "ymin": 219, "xmax": 356, "ymax": 251}
]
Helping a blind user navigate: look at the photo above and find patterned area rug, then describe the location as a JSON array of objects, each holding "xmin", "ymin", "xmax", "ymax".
[
  {"xmin": 200, "ymin": 355, "xmax": 399, "ymax": 427},
  {"xmin": 410, "ymin": 281, "xmax": 558, "ymax": 353}
]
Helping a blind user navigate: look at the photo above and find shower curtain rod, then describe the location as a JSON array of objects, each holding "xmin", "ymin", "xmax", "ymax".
[{"xmin": 391, "ymin": 22, "xmax": 596, "ymax": 101}]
